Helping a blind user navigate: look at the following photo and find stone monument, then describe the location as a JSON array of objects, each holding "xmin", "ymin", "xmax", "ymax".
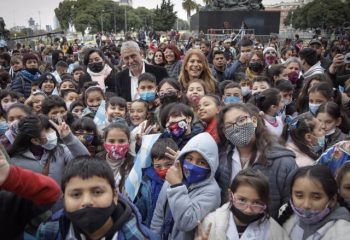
[{"xmin": 191, "ymin": 0, "xmax": 279, "ymax": 35}]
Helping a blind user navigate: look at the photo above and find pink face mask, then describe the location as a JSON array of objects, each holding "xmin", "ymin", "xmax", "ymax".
[
  {"xmin": 104, "ymin": 143, "xmax": 129, "ymax": 161},
  {"xmin": 265, "ymin": 55, "xmax": 276, "ymax": 65}
]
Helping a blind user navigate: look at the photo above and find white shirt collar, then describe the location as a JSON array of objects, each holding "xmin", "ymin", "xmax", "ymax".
[{"xmin": 129, "ymin": 62, "xmax": 145, "ymax": 77}]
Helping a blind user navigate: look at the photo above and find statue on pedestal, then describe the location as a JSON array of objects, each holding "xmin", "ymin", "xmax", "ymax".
[{"xmin": 205, "ymin": 0, "xmax": 264, "ymax": 10}]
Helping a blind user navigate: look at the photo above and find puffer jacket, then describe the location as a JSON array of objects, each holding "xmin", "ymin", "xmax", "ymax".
[
  {"xmin": 11, "ymin": 69, "xmax": 41, "ymax": 98},
  {"xmin": 216, "ymin": 143, "xmax": 297, "ymax": 219}
]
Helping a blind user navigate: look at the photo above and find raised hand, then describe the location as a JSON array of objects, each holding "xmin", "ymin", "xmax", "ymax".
[
  {"xmin": 49, "ymin": 118, "xmax": 71, "ymax": 139},
  {"xmin": 165, "ymin": 147, "xmax": 180, "ymax": 161},
  {"xmin": 195, "ymin": 221, "xmax": 212, "ymax": 240},
  {"xmin": 165, "ymin": 160, "xmax": 183, "ymax": 186}
]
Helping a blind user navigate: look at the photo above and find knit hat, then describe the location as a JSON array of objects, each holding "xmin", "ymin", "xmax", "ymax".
[
  {"xmin": 38, "ymin": 72, "xmax": 57, "ymax": 88},
  {"xmin": 22, "ymin": 53, "xmax": 39, "ymax": 66},
  {"xmin": 263, "ymin": 47, "xmax": 276, "ymax": 55}
]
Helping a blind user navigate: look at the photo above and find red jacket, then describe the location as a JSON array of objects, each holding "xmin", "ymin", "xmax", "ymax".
[{"xmin": 1, "ymin": 165, "xmax": 60, "ymax": 205}]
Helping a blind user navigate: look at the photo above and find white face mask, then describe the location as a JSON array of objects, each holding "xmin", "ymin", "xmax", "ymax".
[
  {"xmin": 241, "ymin": 86, "xmax": 251, "ymax": 97},
  {"xmin": 66, "ymin": 101, "xmax": 73, "ymax": 110},
  {"xmin": 41, "ymin": 131, "xmax": 58, "ymax": 150},
  {"xmin": 325, "ymin": 128, "xmax": 336, "ymax": 136}
]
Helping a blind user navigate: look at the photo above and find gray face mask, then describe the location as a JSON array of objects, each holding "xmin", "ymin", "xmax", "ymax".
[{"xmin": 224, "ymin": 122, "xmax": 256, "ymax": 147}]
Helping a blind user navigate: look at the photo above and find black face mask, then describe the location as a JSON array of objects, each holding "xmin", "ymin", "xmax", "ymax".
[
  {"xmin": 65, "ymin": 204, "xmax": 115, "ymax": 235},
  {"xmin": 160, "ymin": 91, "xmax": 178, "ymax": 105},
  {"xmin": 88, "ymin": 62, "xmax": 104, "ymax": 73},
  {"xmin": 231, "ymin": 204, "xmax": 264, "ymax": 225},
  {"xmin": 26, "ymin": 68, "xmax": 39, "ymax": 75},
  {"xmin": 248, "ymin": 62, "xmax": 264, "ymax": 73}
]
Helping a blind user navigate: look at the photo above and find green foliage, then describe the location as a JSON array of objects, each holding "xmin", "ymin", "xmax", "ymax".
[
  {"xmin": 182, "ymin": 0, "xmax": 199, "ymax": 19},
  {"xmin": 153, "ymin": 0, "xmax": 177, "ymax": 31},
  {"xmin": 54, "ymin": 0, "xmax": 162, "ymax": 34},
  {"xmin": 285, "ymin": 0, "xmax": 350, "ymax": 30}
]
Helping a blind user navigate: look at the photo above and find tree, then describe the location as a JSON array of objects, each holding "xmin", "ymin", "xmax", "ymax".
[
  {"xmin": 54, "ymin": 1, "xmax": 75, "ymax": 30},
  {"xmin": 153, "ymin": 0, "xmax": 177, "ymax": 31},
  {"xmin": 55, "ymin": 0, "xmax": 157, "ymax": 34},
  {"xmin": 182, "ymin": 0, "xmax": 199, "ymax": 21},
  {"xmin": 285, "ymin": 0, "xmax": 350, "ymax": 30}
]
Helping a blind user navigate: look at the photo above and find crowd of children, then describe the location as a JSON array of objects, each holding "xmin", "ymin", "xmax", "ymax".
[{"xmin": 1, "ymin": 34, "xmax": 350, "ymax": 240}]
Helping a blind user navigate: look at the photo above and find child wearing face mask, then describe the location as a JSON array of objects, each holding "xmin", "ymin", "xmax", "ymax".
[
  {"xmin": 61, "ymin": 89, "xmax": 79, "ymax": 110},
  {"xmin": 82, "ymin": 86, "xmax": 105, "ymax": 118},
  {"xmin": 160, "ymin": 103, "xmax": 203, "ymax": 150},
  {"xmin": 69, "ymin": 100, "xmax": 85, "ymax": 119},
  {"xmin": 308, "ymin": 82, "xmax": 342, "ymax": 115},
  {"xmin": 316, "ymin": 102, "xmax": 350, "ymax": 150},
  {"xmin": 220, "ymin": 82, "xmax": 243, "ymax": 105},
  {"xmin": 198, "ymin": 169, "xmax": 289, "ymax": 240},
  {"xmin": 253, "ymin": 88, "xmax": 285, "ymax": 139},
  {"xmin": 71, "ymin": 117, "xmax": 102, "ymax": 156},
  {"xmin": 283, "ymin": 112, "xmax": 326, "ymax": 166},
  {"xmin": 8, "ymin": 115, "xmax": 89, "ymax": 184},
  {"xmin": 151, "ymin": 132, "xmax": 221, "ymax": 240},
  {"xmin": 275, "ymin": 79, "xmax": 297, "ymax": 119},
  {"xmin": 97, "ymin": 123, "xmax": 133, "ymax": 192},
  {"xmin": 37, "ymin": 157, "xmax": 158, "ymax": 239},
  {"xmin": 134, "ymin": 138, "xmax": 178, "ymax": 227},
  {"xmin": 279, "ymin": 165, "xmax": 350, "ymax": 239},
  {"xmin": 137, "ymin": 73, "xmax": 158, "ymax": 110}
]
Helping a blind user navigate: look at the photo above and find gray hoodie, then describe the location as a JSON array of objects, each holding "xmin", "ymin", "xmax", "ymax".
[{"xmin": 151, "ymin": 132, "xmax": 221, "ymax": 240}]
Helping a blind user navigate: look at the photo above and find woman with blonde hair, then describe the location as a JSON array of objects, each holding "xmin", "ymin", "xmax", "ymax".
[{"xmin": 178, "ymin": 49, "xmax": 217, "ymax": 93}]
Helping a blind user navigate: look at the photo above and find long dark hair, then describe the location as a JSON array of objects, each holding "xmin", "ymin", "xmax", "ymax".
[
  {"xmin": 217, "ymin": 103, "xmax": 273, "ymax": 166},
  {"xmin": 99, "ymin": 123, "xmax": 133, "ymax": 192},
  {"xmin": 316, "ymin": 101, "xmax": 350, "ymax": 134},
  {"xmin": 71, "ymin": 117, "xmax": 101, "ymax": 148},
  {"xmin": 8, "ymin": 115, "xmax": 55, "ymax": 156},
  {"xmin": 278, "ymin": 165, "xmax": 337, "ymax": 224},
  {"xmin": 291, "ymin": 165, "xmax": 337, "ymax": 199},
  {"xmin": 296, "ymin": 75, "xmax": 333, "ymax": 113},
  {"xmin": 281, "ymin": 112, "xmax": 319, "ymax": 160}
]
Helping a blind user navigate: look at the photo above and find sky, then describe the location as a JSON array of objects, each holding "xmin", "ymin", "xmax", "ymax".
[{"xmin": 0, "ymin": 0, "xmax": 284, "ymax": 29}]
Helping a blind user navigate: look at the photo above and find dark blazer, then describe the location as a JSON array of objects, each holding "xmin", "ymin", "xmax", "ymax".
[{"xmin": 110, "ymin": 63, "xmax": 168, "ymax": 102}]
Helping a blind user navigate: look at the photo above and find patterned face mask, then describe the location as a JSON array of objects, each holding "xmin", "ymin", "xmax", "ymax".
[
  {"xmin": 167, "ymin": 119, "xmax": 188, "ymax": 138},
  {"xmin": 224, "ymin": 122, "xmax": 256, "ymax": 147}
]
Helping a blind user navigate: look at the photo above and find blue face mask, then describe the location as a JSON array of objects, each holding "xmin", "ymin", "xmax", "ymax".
[
  {"xmin": 140, "ymin": 91, "xmax": 156, "ymax": 102},
  {"xmin": 224, "ymin": 96, "xmax": 241, "ymax": 104},
  {"xmin": 311, "ymin": 135, "xmax": 325, "ymax": 153},
  {"xmin": 182, "ymin": 160, "xmax": 210, "ymax": 185},
  {"xmin": 309, "ymin": 103, "xmax": 321, "ymax": 115},
  {"xmin": 0, "ymin": 121, "xmax": 8, "ymax": 135}
]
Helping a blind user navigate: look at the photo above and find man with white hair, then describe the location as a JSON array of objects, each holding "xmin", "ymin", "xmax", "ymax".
[{"xmin": 114, "ymin": 41, "xmax": 168, "ymax": 102}]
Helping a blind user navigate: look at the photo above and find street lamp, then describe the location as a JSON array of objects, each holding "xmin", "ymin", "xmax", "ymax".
[
  {"xmin": 125, "ymin": 5, "xmax": 127, "ymax": 35},
  {"xmin": 101, "ymin": 9, "xmax": 104, "ymax": 33}
]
